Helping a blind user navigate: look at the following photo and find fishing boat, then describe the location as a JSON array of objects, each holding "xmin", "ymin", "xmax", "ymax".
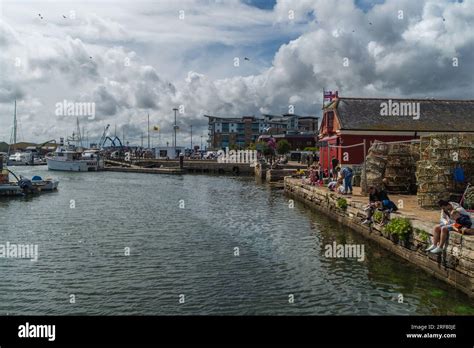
[
  {"xmin": 46, "ymin": 118, "xmax": 104, "ymax": 172},
  {"xmin": 46, "ymin": 141, "xmax": 103, "ymax": 172}
]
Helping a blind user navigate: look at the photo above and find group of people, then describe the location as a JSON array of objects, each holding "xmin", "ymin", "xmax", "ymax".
[
  {"xmin": 302, "ymin": 156, "xmax": 473, "ymax": 255},
  {"xmin": 327, "ymin": 166, "xmax": 353, "ymax": 195},
  {"xmin": 427, "ymin": 200, "xmax": 473, "ymax": 254}
]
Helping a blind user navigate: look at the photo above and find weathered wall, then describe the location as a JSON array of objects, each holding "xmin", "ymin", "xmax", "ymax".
[{"xmin": 284, "ymin": 177, "xmax": 474, "ymax": 298}]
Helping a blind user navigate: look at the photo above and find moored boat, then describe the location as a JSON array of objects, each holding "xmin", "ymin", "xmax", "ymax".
[
  {"xmin": 46, "ymin": 141, "xmax": 103, "ymax": 172},
  {"xmin": 31, "ymin": 175, "xmax": 59, "ymax": 191}
]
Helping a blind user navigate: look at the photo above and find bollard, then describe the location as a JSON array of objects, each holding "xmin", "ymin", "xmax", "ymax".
[
  {"xmin": 0, "ymin": 154, "xmax": 3, "ymax": 171},
  {"xmin": 179, "ymin": 153, "xmax": 184, "ymax": 169}
]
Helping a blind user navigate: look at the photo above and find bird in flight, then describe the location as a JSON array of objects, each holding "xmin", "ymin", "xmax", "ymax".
[
  {"xmin": 244, "ymin": 57, "xmax": 250, "ymax": 61},
  {"xmin": 63, "ymin": 15, "xmax": 67, "ymax": 19}
]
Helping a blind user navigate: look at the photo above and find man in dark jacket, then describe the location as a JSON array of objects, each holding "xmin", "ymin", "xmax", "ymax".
[{"xmin": 362, "ymin": 186, "xmax": 391, "ymax": 225}]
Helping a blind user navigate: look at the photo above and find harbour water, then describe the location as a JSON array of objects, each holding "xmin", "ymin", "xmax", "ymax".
[{"xmin": 1, "ymin": 166, "xmax": 473, "ymax": 315}]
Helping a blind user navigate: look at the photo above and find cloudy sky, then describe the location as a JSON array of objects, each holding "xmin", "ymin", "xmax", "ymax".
[{"xmin": 0, "ymin": 0, "xmax": 473, "ymax": 146}]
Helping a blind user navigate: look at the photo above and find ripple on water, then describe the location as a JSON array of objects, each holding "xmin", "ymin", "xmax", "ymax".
[{"xmin": 0, "ymin": 168, "xmax": 473, "ymax": 315}]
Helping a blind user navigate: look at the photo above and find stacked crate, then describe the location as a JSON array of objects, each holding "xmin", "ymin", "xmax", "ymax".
[
  {"xmin": 361, "ymin": 141, "xmax": 418, "ymax": 194},
  {"xmin": 360, "ymin": 141, "xmax": 389, "ymax": 194},
  {"xmin": 383, "ymin": 143, "xmax": 418, "ymax": 194},
  {"xmin": 416, "ymin": 133, "xmax": 474, "ymax": 208}
]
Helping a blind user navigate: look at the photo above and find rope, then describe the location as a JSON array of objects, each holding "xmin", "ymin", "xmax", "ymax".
[
  {"xmin": 372, "ymin": 139, "xmax": 420, "ymax": 145},
  {"xmin": 328, "ymin": 142, "xmax": 365, "ymax": 149}
]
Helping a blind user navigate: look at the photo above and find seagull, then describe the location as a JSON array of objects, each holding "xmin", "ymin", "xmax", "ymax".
[
  {"xmin": 62, "ymin": 15, "xmax": 67, "ymax": 18},
  {"xmin": 89, "ymin": 56, "xmax": 92, "ymax": 59},
  {"xmin": 442, "ymin": 17, "xmax": 446, "ymax": 21},
  {"xmin": 244, "ymin": 57, "xmax": 250, "ymax": 61},
  {"xmin": 369, "ymin": 22, "xmax": 372, "ymax": 25}
]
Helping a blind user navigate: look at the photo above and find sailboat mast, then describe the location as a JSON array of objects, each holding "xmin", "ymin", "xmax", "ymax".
[
  {"xmin": 13, "ymin": 100, "xmax": 17, "ymax": 146},
  {"xmin": 76, "ymin": 117, "xmax": 83, "ymax": 147}
]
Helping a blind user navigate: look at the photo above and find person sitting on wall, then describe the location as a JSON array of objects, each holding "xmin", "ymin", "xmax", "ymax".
[
  {"xmin": 375, "ymin": 199, "xmax": 398, "ymax": 226},
  {"xmin": 428, "ymin": 209, "xmax": 472, "ymax": 254},
  {"xmin": 426, "ymin": 200, "xmax": 470, "ymax": 254},
  {"xmin": 339, "ymin": 166, "xmax": 353, "ymax": 195},
  {"xmin": 362, "ymin": 186, "xmax": 390, "ymax": 225},
  {"xmin": 451, "ymin": 210, "xmax": 472, "ymax": 232}
]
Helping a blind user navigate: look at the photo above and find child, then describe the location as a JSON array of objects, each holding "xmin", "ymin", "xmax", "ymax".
[
  {"xmin": 450, "ymin": 210, "xmax": 472, "ymax": 232},
  {"xmin": 375, "ymin": 199, "xmax": 398, "ymax": 226}
]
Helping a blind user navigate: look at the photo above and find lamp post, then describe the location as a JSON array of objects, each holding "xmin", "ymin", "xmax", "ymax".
[{"xmin": 173, "ymin": 108, "xmax": 178, "ymax": 149}]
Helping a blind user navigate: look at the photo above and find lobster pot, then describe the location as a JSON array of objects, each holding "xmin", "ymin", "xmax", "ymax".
[
  {"xmin": 360, "ymin": 141, "xmax": 389, "ymax": 194},
  {"xmin": 361, "ymin": 141, "xmax": 418, "ymax": 195},
  {"xmin": 416, "ymin": 133, "xmax": 474, "ymax": 208},
  {"xmin": 464, "ymin": 186, "xmax": 474, "ymax": 210},
  {"xmin": 383, "ymin": 144, "xmax": 417, "ymax": 194}
]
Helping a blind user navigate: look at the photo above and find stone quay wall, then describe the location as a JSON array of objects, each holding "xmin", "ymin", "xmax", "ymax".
[{"xmin": 284, "ymin": 177, "xmax": 474, "ymax": 298}]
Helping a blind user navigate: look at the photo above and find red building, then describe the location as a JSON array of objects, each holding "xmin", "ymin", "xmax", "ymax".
[{"xmin": 318, "ymin": 96, "xmax": 474, "ymax": 171}]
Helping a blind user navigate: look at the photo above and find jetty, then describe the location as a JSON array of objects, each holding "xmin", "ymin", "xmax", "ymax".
[
  {"xmin": 284, "ymin": 178, "xmax": 474, "ymax": 298},
  {"xmin": 104, "ymin": 159, "xmax": 254, "ymax": 175}
]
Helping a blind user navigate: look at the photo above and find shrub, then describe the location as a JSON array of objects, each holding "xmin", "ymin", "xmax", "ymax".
[
  {"xmin": 414, "ymin": 228, "xmax": 430, "ymax": 242},
  {"xmin": 385, "ymin": 217, "xmax": 412, "ymax": 241},
  {"xmin": 336, "ymin": 197, "xmax": 348, "ymax": 210},
  {"xmin": 277, "ymin": 140, "xmax": 291, "ymax": 155},
  {"xmin": 373, "ymin": 210, "xmax": 383, "ymax": 224}
]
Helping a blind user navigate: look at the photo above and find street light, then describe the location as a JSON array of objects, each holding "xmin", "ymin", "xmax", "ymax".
[{"xmin": 172, "ymin": 108, "xmax": 178, "ymax": 148}]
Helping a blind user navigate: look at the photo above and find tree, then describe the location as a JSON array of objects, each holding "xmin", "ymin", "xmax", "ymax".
[
  {"xmin": 277, "ymin": 139, "xmax": 291, "ymax": 155},
  {"xmin": 247, "ymin": 142, "xmax": 256, "ymax": 150}
]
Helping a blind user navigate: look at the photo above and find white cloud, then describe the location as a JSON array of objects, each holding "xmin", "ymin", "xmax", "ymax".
[{"xmin": 0, "ymin": 0, "xmax": 473, "ymax": 146}]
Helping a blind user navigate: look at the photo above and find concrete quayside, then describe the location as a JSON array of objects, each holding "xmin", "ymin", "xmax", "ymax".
[{"xmin": 284, "ymin": 177, "xmax": 474, "ymax": 298}]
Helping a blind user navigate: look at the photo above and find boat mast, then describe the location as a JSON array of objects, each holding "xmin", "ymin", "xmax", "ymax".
[
  {"xmin": 13, "ymin": 100, "xmax": 17, "ymax": 146},
  {"xmin": 76, "ymin": 117, "xmax": 83, "ymax": 147},
  {"xmin": 8, "ymin": 100, "xmax": 17, "ymax": 155}
]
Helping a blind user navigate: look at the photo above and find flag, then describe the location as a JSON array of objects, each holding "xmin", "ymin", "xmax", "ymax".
[{"xmin": 324, "ymin": 90, "xmax": 338, "ymax": 101}]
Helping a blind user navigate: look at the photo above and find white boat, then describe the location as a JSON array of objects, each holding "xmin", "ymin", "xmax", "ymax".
[
  {"xmin": 46, "ymin": 144, "xmax": 103, "ymax": 172},
  {"xmin": 7, "ymin": 152, "xmax": 32, "ymax": 166},
  {"xmin": 31, "ymin": 175, "xmax": 59, "ymax": 191}
]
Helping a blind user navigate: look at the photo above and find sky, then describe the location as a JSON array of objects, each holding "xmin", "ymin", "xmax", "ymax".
[{"xmin": 0, "ymin": 0, "xmax": 473, "ymax": 147}]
